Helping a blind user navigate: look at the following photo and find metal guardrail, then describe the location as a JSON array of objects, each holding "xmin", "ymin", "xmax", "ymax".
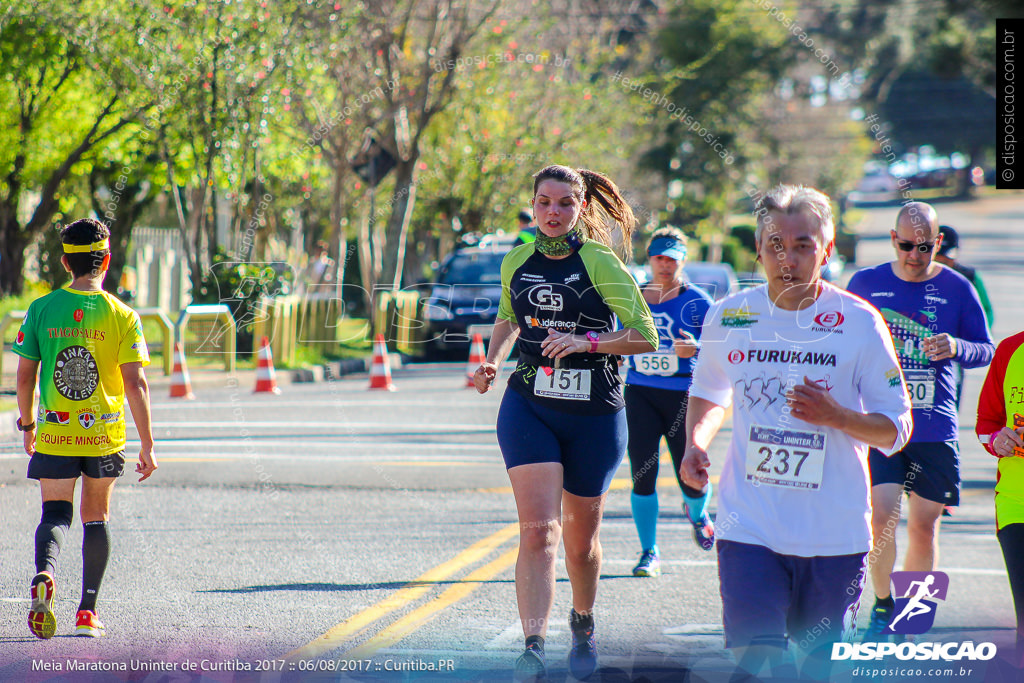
[
  {"xmin": 0, "ymin": 310, "xmax": 28, "ymax": 380},
  {"xmin": 176, "ymin": 304, "xmax": 236, "ymax": 373},
  {"xmin": 374, "ymin": 290, "xmax": 421, "ymax": 353},
  {"xmin": 136, "ymin": 308, "xmax": 174, "ymax": 376},
  {"xmin": 2, "ymin": 307, "xmax": 177, "ymax": 378}
]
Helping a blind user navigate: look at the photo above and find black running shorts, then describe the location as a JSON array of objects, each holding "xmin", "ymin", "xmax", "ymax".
[{"xmin": 28, "ymin": 451, "xmax": 126, "ymax": 480}]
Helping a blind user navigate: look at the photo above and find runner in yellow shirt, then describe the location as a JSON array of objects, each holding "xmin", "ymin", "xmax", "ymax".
[{"xmin": 14, "ymin": 218, "xmax": 157, "ymax": 640}]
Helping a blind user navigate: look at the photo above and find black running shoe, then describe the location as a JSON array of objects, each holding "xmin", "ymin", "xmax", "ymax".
[
  {"xmin": 568, "ymin": 611, "xmax": 597, "ymax": 680},
  {"xmin": 862, "ymin": 602, "xmax": 894, "ymax": 642},
  {"xmin": 513, "ymin": 646, "xmax": 546, "ymax": 682}
]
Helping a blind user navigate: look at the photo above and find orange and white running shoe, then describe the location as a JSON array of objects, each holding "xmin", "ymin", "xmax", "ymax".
[
  {"xmin": 28, "ymin": 572, "xmax": 57, "ymax": 639},
  {"xmin": 75, "ymin": 610, "xmax": 105, "ymax": 638}
]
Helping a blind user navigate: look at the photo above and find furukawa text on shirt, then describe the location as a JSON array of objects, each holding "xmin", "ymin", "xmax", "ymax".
[{"xmin": 728, "ymin": 347, "xmax": 838, "ymax": 367}]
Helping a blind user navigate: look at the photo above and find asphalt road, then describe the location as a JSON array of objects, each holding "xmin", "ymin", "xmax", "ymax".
[{"xmin": 0, "ymin": 192, "xmax": 1022, "ymax": 683}]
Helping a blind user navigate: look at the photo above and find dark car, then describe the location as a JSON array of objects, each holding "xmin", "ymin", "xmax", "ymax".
[{"xmin": 420, "ymin": 241, "xmax": 512, "ymax": 359}]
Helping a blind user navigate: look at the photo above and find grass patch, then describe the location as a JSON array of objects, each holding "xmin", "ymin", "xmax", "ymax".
[{"xmin": 0, "ymin": 282, "xmax": 52, "ymax": 342}]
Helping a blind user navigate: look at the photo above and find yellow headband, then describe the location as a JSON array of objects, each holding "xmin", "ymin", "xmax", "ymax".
[{"xmin": 63, "ymin": 240, "xmax": 110, "ymax": 253}]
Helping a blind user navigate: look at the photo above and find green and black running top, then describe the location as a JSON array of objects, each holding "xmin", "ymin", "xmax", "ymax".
[{"xmin": 497, "ymin": 238, "xmax": 657, "ymax": 415}]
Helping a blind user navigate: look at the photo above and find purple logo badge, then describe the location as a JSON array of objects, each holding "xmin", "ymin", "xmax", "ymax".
[{"xmin": 886, "ymin": 571, "xmax": 949, "ymax": 635}]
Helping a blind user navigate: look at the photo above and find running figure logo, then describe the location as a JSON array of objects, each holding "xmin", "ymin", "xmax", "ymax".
[{"xmin": 886, "ymin": 571, "xmax": 949, "ymax": 635}]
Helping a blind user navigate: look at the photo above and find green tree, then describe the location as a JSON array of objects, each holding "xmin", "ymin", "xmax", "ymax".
[
  {"xmin": 635, "ymin": 0, "xmax": 796, "ymax": 259},
  {"xmin": 0, "ymin": 7, "xmax": 145, "ymax": 295}
]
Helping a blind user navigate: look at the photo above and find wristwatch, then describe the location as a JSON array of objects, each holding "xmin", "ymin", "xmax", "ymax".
[
  {"xmin": 16, "ymin": 417, "xmax": 35, "ymax": 432},
  {"xmin": 586, "ymin": 331, "xmax": 600, "ymax": 353}
]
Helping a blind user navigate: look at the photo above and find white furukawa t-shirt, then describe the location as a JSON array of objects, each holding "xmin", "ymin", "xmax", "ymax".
[{"xmin": 691, "ymin": 283, "xmax": 913, "ymax": 557}]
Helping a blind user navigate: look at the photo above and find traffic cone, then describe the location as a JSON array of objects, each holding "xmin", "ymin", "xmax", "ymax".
[
  {"xmin": 466, "ymin": 333, "xmax": 486, "ymax": 387},
  {"xmin": 368, "ymin": 334, "xmax": 396, "ymax": 391},
  {"xmin": 169, "ymin": 342, "xmax": 195, "ymax": 400},
  {"xmin": 254, "ymin": 336, "xmax": 281, "ymax": 395}
]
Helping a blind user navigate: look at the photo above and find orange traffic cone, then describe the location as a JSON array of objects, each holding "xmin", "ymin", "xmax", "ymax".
[
  {"xmin": 169, "ymin": 342, "xmax": 195, "ymax": 400},
  {"xmin": 368, "ymin": 334, "xmax": 396, "ymax": 391},
  {"xmin": 254, "ymin": 336, "xmax": 281, "ymax": 394},
  {"xmin": 466, "ymin": 333, "xmax": 486, "ymax": 387}
]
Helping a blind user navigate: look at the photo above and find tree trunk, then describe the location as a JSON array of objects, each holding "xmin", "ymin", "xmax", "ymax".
[
  {"xmin": 381, "ymin": 158, "xmax": 418, "ymax": 290},
  {"xmin": 0, "ymin": 218, "xmax": 30, "ymax": 296},
  {"xmin": 330, "ymin": 167, "xmax": 347, "ymax": 303},
  {"xmin": 358, "ymin": 190, "xmax": 375, "ymax": 326}
]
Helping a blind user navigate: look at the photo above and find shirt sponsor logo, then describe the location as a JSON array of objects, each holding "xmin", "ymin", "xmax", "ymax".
[
  {"xmin": 78, "ymin": 411, "xmax": 96, "ymax": 429},
  {"xmin": 53, "ymin": 345, "xmax": 100, "ymax": 401},
  {"xmin": 924, "ymin": 295, "xmax": 948, "ymax": 305},
  {"xmin": 564, "ymin": 273, "xmax": 581, "ymax": 284},
  {"xmin": 528, "ymin": 285, "xmax": 564, "ymax": 311},
  {"xmin": 44, "ymin": 410, "xmax": 70, "ymax": 425},
  {"xmin": 519, "ymin": 273, "xmax": 545, "ymax": 282},
  {"xmin": 729, "ymin": 347, "xmax": 837, "ymax": 367},
  {"xmin": 46, "ymin": 327, "xmax": 106, "ymax": 341},
  {"xmin": 871, "ymin": 291, "xmax": 895, "ymax": 297},
  {"xmin": 813, "ymin": 311, "xmax": 844, "ymax": 328},
  {"xmin": 16, "ymin": 331, "xmax": 25, "ymax": 345},
  {"xmin": 40, "ymin": 433, "xmax": 112, "ymax": 447},
  {"xmin": 74, "ymin": 309, "xmax": 84, "ymax": 322},
  {"xmin": 886, "ymin": 368, "xmax": 902, "ymax": 388},
  {"xmin": 527, "ymin": 316, "xmax": 576, "ymax": 331},
  {"xmin": 100, "ymin": 412, "xmax": 121, "ymax": 422},
  {"xmin": 720, "ymin": 306, "xmax": 759, "ymax": 328}
]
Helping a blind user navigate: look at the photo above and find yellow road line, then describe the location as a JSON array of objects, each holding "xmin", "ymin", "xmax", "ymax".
[
  {"xmin": 346, "ymin": 545, "xmax": 520, "ymax": 658},
  {"xmin": 284, "ymin": 522, "xmax": 519, "ymax": 660}
]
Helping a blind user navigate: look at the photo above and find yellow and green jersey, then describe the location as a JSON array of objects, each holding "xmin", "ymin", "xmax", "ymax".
[
  {"xmin": 13, "ymin": 286, "xmax": 149, "ymax": 456},
  {"xmin": 977, "ymin": 331, "xmax": 1024, "ymax": 529}
]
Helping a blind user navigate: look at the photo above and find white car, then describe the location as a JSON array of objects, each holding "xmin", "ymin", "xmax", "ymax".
[{"xmin": 848, "ymin": 169, "xmax": 900, "ymax": 205}]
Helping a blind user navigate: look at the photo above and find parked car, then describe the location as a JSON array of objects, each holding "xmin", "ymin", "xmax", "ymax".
[
  {"xmin": 683, "ymin": 262, "xmax": 740, "ymax": 300},
  {"xmin": 420, "ymin": 241, "xmax": 512, "ymax": 360},
  {"xmin": 631, "ymin": 261, "xmax": 741, "ymax": 301},
  {"xmin": 848, "ymin": 166, "xmax": 900, "ymax": 206}
]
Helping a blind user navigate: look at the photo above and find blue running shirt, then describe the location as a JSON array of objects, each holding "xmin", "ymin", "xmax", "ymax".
[
  {"xmin": 847, "ymin": 263, "xmax": 994, "ymax": 442},
  {"xmin": 625, "ymin": 284, "xmax": 713, "ymax": 391}
]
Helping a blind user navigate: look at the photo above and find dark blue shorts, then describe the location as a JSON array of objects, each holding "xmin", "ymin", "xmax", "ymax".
[
  {"xmin": 496, "ymin": 388, "xmax": 627, "ymax": 498},
  {"xmin": 869, "ymin": 441, "xmax": 960, "ymax": 505},
  {"xmin": 717, "ymin": 540, "xmax": 865, "ymax": 651}
]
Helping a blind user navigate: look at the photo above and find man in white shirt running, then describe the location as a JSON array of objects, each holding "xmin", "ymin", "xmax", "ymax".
[{"xmin": 680, "ymin": 184, "xmax": 913, "ymax": 679}]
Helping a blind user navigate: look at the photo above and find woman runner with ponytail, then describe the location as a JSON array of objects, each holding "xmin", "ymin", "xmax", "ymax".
[{"xmin": 474, "ymin": 165, "xmax": 657, "ymax": 681}]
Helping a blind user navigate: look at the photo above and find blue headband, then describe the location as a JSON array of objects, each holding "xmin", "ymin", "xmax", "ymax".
[{"xmin": 647, "ymin": 236, "xmax": 687, "ymax": 261}]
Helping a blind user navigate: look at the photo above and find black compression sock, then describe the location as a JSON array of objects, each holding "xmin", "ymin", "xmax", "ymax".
[
  {"xmin": 681, "ymin": 483, "xmax": 706, "ymax": 499},
  {"xmin": 569, "ymin": 609, "xmax": 594, "ymax": 632},
  {"xmin": 525, "ymin": 635, "xmax": 545, "ymax": 652},
  {"xmin": 79, "ymin": 521, "xmax": 110, "ymax": 612},
  {"xmin": 35, "ymin": 500, "xmax": 74, "ymax": 577},
  {"xmin": 875, "ymin": 595, "xmax": 895, "ymax": 609}
]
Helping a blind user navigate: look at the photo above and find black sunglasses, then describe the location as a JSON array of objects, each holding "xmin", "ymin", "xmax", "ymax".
[{"xmin": 894, "ymin": 238, "xmax": 935, "ymax": 254}]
